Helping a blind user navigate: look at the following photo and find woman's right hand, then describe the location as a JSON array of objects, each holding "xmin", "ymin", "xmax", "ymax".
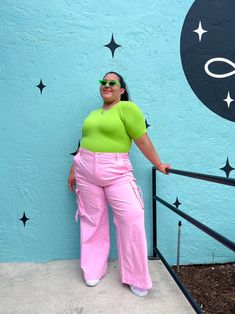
[
  {"xmin": 157, "ymin": 163, "xmax": 171, "ymax": 175},
  {"xmin": 68, "ymin": 165, "xmax": 76, "ymax": 192}
]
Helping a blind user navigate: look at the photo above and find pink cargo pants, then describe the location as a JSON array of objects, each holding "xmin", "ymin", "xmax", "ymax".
[{"xmin": 73, "ymin": 147, "xmax": 152, "ymax": 289}]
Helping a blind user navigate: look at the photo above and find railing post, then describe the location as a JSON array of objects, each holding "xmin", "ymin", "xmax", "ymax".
[
  {"xmin": 177, "ymin": 221, "xmax": 182, "ymax": 273},
  {"xmin": 149, "ymin": 167, "xmax": 159, "ymax": 260}
]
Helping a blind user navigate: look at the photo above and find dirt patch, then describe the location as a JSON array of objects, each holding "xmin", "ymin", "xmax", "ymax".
[{"xmin": 171, "ymin": 263, "xmax": 235, "ymax": 314}]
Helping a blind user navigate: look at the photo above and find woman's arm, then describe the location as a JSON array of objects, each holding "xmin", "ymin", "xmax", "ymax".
[
  {"xmin": 68, "ymin": 163, "xmax": 76, "ymax": 191},
  {"xmin": 134, "ymin": 133, "xmax": 170, "ymax": 174},
  {"xmin": 68, "ymin": 145, "xmax": 80, "ymax": 191}
]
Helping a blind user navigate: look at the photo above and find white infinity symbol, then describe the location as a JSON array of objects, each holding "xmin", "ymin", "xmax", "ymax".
[{"xmin": 204, "ymin": 57, "xmax": 235, "ymax": 78}]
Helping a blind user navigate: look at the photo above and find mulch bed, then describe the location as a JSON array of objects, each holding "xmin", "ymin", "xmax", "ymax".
[{"xmin": 171, "ymin": 263, "xmax": 235, "ymax": 314}]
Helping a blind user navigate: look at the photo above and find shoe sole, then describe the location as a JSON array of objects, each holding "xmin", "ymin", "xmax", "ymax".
[
  {"xmin": 85, "ymin": 280, "xmax": 100, "ymax": 287},
  {"xmin": 130, "ymin": 286, "xmax": 148, "ymax": 297}
]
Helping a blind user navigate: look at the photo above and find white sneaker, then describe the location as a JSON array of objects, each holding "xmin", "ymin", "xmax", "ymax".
[
  {"xmin": 85, "ymin": 279, "xmax": 100, "ymax": 287},
  {"xmin": 130, "ymin": 285, "xmax": 148, "ymax": 297}
]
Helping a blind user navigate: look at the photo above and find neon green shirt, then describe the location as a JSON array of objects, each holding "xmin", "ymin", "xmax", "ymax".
[{"xmin": 80, "ymin": 101, "xmax": 147, "ymax": 152}]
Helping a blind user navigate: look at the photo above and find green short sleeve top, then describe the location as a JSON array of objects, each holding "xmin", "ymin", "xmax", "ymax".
[{"xmin": 80, "ymin": 101, "xmax": 147, "ymax": 152}]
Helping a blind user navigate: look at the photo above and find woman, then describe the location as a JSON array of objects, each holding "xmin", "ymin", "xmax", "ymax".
[{"xmin": 68, "ymin": 71, "xmax": 170, "ymax": 297}]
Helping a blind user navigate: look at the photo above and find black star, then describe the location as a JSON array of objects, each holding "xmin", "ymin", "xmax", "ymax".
[
  {"xmin": 70, "ymin": 140, "xmax": 80, "ymax": 156},
  {"xmin": 173, "ymin": 197, "xmax": 182, "ymax": 208},
  {"xmin": 104, "ymin": 34, "xmax": 121, "ymax": 58},
  {"xmin": 19, "ymin": 212, "xmax": 29, "ymax": 227},
  {"xmin": 36, "ymin": 79, "xmax": 46, "ymax": 94},
  {"xmin": 145, "ymin": 119, "xmax": 150, "ymax": 129},
  {"xmin": 220, "ymin": 158, "xmax": 234, "ymax": 178}
]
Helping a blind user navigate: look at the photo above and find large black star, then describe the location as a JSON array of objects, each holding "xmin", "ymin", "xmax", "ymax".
[
  {"xmin": 36, "ymin": 79, "xmax": 46, "ymax": 94},
  {"xmin": 173, "ymin": 197, "xmax": 182, "ymax": 209},
  {"xmin": 104, "ymin": 34, "xmax": 121, "ymax": 58},
  {"xmin": 19, "ymin": 212, "xmax": 29, "ymax": 227},
  {"xmin": 220, "ymin": 158, "xmax": 234, "ymax": 178},
  {"xmin": 70, "ymin": 140, "xmax": 80, "ymax": 156}
]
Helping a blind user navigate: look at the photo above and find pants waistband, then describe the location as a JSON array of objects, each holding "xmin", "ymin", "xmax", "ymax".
[{"xmin": 78, "ymin": 147, "xmax": 129, "ymax": 158}]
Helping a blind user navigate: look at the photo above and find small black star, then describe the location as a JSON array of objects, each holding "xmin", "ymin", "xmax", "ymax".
[
  {"xmin": 19, "ymin": 212, "xmax": 29, "ymax": 227},
  {"xmin": 104, "ymin": 34, "xmax": 121, "ymax": 58},
  {"xmin": 70, "ymin": 140, "xmax": 80, "ymax": 156},
  {"xmin": 145, "ymin": 119, "xmax": 150, "ymax": 129},
  {"xmin": 220, "ymin": 158, "xmax": 234, "ymax": 178},
  {"xmin": 173, "ymin": 197, "xmax": 182, "ymax": 208},
  {"xmin": 36, "ymin": 79, "xmax": 46, "ymax": 94}
]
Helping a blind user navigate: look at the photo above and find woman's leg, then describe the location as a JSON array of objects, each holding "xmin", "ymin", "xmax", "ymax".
[
  {"xmin": 104, "ymin": 179, "xmax": 152, "ymax": 289},
  {"xmin": 75, "ymin": 178, "xmax": 110, "ymax": 281}
]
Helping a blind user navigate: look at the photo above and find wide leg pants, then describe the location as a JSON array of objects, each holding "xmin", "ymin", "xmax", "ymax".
[{"xmin": 73, "ymin": 147, "xmax": 152, "ymax": 289}]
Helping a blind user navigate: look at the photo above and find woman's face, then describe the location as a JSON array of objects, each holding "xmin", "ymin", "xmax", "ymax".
[{"xmin": 100, "ymin": 73, "xmax": 125, "ymax": 104}]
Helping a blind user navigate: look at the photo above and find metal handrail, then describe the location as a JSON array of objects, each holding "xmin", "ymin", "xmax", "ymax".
[
  {"xmin": 155, "ymin": 196, "xmax": 235, "ymax": 252},
  {"xmin": 166, "ymin": 168, "xmax": 235, "ymax": 187},
  {"xmin": 150, "ymin": 167, "xmax": 235, "ymax": 314}
]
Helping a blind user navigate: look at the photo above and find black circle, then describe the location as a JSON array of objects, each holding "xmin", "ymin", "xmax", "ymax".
[{"xmin": 180, "ymin": 0, "xmax": 235, "ymax": 122}]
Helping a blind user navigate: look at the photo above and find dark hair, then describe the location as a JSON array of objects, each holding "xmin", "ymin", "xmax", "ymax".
[{"xmin": 103, "ymin": 71, "xmax": 130, "ymax": 101}]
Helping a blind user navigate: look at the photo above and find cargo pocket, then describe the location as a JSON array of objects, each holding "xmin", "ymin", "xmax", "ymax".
[
  {"xmin": 75, "ymin": 187, "xmax": 84, "ymax": 222},
  {"xmin": 129, "ymin": 180, "xmax": 144, "ymax": 209}
]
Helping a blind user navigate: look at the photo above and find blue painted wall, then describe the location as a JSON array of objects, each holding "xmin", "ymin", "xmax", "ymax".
[{"xmin": 0, "ymin": 0, "xmax": 234, "ymax": 264}]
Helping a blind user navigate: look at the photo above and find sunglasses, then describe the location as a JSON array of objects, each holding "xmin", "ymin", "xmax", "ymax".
[{"xmin": 99, "ymin": 79, "xmax": 121, "ymax": 87}]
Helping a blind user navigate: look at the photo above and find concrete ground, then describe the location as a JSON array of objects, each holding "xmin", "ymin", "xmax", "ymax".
[{"xmin": 0, "ymin": 259, "xmax": 195, "ymax": 314}]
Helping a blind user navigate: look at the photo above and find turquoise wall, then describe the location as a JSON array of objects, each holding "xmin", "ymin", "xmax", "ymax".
[{"xmin": 0, "ymin": 0, "xmax": 234, "ymax": 264}]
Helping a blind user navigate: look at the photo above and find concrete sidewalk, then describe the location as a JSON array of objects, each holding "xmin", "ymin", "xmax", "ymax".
[{"xmin": 0, "ymin": 259, "xmax": 195, "ymax": 314}]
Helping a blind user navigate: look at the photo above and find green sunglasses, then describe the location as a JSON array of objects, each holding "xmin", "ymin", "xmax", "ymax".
[{"xmin": 99, "ymin": 79, "xmax": 121, "ymax": 87}]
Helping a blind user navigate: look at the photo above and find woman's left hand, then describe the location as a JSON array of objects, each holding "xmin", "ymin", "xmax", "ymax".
[
  {"xmin": 68, "ymin": 166, "xmax": 76, "ymax": 191},
  {"xmin": 157, "ymin": 163, "xmax": 171, "ymax": 175}
]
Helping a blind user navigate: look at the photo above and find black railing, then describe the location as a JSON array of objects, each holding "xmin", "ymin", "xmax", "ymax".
[{"xmin": 149, "ymin": 167, "xmax": 235, "ymax": 314}]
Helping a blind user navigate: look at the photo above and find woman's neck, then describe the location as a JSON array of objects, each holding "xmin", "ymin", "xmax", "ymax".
[{"xmin": 102, "ymin": 99, "xmax": 120, "ymax": 108}]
